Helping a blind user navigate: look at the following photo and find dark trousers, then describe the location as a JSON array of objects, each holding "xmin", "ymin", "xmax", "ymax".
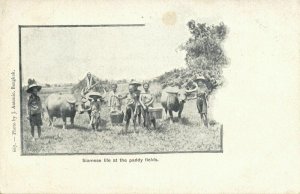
[{"xmin": 31, "ymin": 125, "xmax": 41, "ymax": 138}]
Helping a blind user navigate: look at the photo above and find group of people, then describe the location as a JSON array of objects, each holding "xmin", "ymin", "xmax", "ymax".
[
  {"xmin": 26, "ymin": 72, "xmax": 210, "ymax": 139},
  {"xmin": 106, "ymin": 80, "xmax": 156, "ymax": 133},
  {"xmin": 81, "ymin": 73, "xmax": 209, "ymax": 133}
]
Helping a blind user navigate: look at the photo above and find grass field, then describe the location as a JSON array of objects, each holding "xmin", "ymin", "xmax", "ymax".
[{"xmin": 21, "ymin": 85, "xmax": 222, "ymax": 154}]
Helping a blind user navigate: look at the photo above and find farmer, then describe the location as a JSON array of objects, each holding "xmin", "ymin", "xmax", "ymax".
[
  {"xmin": 186, "ymin": 75, "xmax": 209, "ymax": 127},
  {"xmin": 26, "ymin": 79, "xmax": 43, "ymax": 140},
  {"xmin": 81, "ymin": 72, "xmax": 98, "ymax": 96},
  {"xmin": 122, "ymin": 80, "xmax": 142, "ymax": 134},
  {"xmin": 140, "ymin": 82, "xmax": 156, "ymax": 129},
  {"xmin": 108, "ymin": 83, "xmax": 122, "ymax": 113},
  {"xmin": 129, "ymin": 80, "xmax": 142, "ymax": 125},
  {"xmin": 87, "ymin": 92, "xmax": 102, "ymax": 131}
]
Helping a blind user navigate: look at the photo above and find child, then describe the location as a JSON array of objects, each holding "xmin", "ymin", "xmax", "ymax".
[
  {"xmin": 87, "ymin": 92, "xmax": 102, "ymax": 131},
  {"xmin": 26, "ymin": 79, "xmax": 43, "ymax": 140}
]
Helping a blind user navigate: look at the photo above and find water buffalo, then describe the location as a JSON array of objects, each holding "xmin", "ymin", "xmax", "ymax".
[
  {"xmin": 161, "ymin": 87, "xmax": 187, "ymax": 123},
  {"xmin": 45, "ymin": 93, "xmax": 84, "ymax": 129}
]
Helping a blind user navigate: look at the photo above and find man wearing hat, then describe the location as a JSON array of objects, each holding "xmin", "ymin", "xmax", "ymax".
[
  {"xmin": 130, "ymin": 80, "xmax": 142, "ymax": 126},
  {"xmin": 123, "ymin": 80, "xmax": 142, "ymax": 133},
  {"xmin": 186, "ymin": 75, "xmax": 209, "ymax": 127},
  {"xmin": 26, "ymin": 79, "xmax": 43, "ymax": 140}
]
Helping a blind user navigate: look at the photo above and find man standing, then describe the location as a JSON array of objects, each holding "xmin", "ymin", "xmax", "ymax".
[
  {"xmin": 122, "ymin": 80, "xmax": 142, "ymax": 134},
  {"xmin": 140, "ymin": 82, "xmax": 156, "ymax": 129},
  {"xmin": 83, "ymin": 72, "xmax": 97, "ymax": 95},
  {"xmin": 108, "ymin": 83, "xmax": 122, "ymax": 113},
  {"xmin": 185, "ymin": 75, "xmax": 209, "ymax": 127},
  {"xmin": 26, "ymin": 79, "xmax": 43, "ymax": 141}
]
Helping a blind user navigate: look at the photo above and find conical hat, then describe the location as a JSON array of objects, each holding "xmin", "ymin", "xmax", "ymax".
[
  {"xmin": 165, "ymin": 86, "xmax": 179, "ymax": 94},
  {"xmin": 26, "ymin": 83, "xmax": 42, "ymax": 93},
  {"xmin": 111, "ymin": 82, "xmax": 118, "ymax": 87},
  {"xmin": 86, "ymin": 91, "xmax": 103, "ymax": 99},
  {"xmin": 129, "ymin": 80, "xmax": 141, "ymax": 86},
  {"xmin": 193, "ymin": 75, "xmax": 206, "ymax": 81}
]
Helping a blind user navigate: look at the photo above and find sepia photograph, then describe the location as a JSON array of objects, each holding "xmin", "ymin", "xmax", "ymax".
[
  {"xmin": 1, "ymin": 0, "xmax": 300, "ymax": 193},
  {"xmin": 20, "ymin": 21, "xmax": 227, "ymax": 155}
]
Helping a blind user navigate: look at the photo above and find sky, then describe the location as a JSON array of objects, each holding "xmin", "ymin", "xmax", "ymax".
[{"xmin": 21, "ymin": 20, "xmax": 192, "ymax": 85}]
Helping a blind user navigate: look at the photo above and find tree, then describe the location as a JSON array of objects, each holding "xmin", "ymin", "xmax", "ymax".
[{"xmin": 180, "ymin": 20, "xmax": 228, "ymax": 93}]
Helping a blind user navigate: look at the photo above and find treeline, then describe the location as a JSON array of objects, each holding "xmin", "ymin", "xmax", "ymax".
[{"xmin": 71, "ymin": 77, "xmax": 127, "ymax": 94}]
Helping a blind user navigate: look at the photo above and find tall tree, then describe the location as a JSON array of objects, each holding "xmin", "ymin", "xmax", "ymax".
[{"xmin": 181, "ymin": 20, "xmax": 228, "ymax": 93}]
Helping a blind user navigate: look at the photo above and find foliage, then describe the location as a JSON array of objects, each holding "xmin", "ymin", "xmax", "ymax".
[{"xmin": 180, "ymin": 20, "xmax": 228, "ymax": 92}]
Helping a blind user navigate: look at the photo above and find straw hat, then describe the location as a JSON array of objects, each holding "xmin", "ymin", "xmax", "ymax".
[
  {"xmin": 193, "ymin": 75, "xmax": 206, "ymax": 81},
  {"xmin": 165, "ymin": 86, "xmax": 179, "ymax": 94},
  {"xmin": 86, "ymin": 91, "xmax": 103, "ymax": 99},
  {"xmin": 26, "ymin": 79, "xmax": 42, "ymax": 93},
  {"xmin": 129, "ymin": 80, "xmax": 141, "ymax": 86},
  {"xmin": 142, "ymin": 81, "xmax": 150, "ymax": 86},
  {"xmin": 111, "ymin": 82, "xmax": 118, "ymax": 87}
]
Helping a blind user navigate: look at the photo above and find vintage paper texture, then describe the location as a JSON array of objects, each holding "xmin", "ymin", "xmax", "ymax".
[{"xmin": 0, "ymin": 0, "xmax": 299, "ymax": 193}]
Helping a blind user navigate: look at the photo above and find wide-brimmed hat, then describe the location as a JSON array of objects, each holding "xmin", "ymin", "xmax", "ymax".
[
  {"xmin": 193, "ymin": 75, "xmax": 206, "ymax": 81},
  {"xmin": 87, "ymin": 91, "xmax": 103, "ymax": 99},
  {"xmin": 129, "ymin": 80, "xmax": 141, "ymax": 86},
  {"xmin": 26, "ymin": 79, "xmax": 42, "ymax": 93},
  {"xmin": 142, "ymin": 81, "xmax": 150, "ymax": 86},
  {"xmin": 165, "ymin": 86, "xmax": 179, "ymax": 94},
  {"xmin": 111, "ymin": 82, "xmax": 118, "ymax": 87}
]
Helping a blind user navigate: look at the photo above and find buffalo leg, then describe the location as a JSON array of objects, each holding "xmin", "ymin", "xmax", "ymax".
[
  {"xmin": 62, "ymin": 116, "xmax": 67, "ymax": 130},
  {"xmin": 169, "ymin": 110, "xmax": 174, "ymax": 124},
  {"xmin": 164, "ymin": 108, "xmax": 168, "ymax": 120},
  {"xmin": 49, "ymin": 115, "xmax": 54, "ymax": 129},
  {"xmin": 178, "ymin": 110, "xmax": 182, "ymax": 123},
  {"xmin": 70, "ymin": 116, "xmax": 74, "ymax": 128}
]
